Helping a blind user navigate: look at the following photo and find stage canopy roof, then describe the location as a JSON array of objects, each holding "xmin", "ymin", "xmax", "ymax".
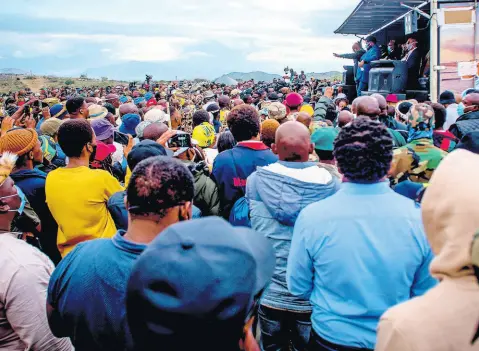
[{"xmin": 334, "ymin": 0, "xmax": 430, "ymax": 35}]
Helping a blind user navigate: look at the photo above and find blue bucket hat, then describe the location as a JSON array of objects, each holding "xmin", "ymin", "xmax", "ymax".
[
  {"xmin": 119, "ymin": 113, "xmax": 141, "ymax": 136},
  {"xmin": 144, "ymin": 92, "xmax": 153, "ymax": 101},
  {"xmin": 50, "ymin": 103, "xmax": 68, "ymax": 119}
]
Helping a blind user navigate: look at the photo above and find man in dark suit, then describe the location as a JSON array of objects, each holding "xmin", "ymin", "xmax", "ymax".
[{"xmin": 402, "ymin": 38, "xmax": 421, "ymax": 90}]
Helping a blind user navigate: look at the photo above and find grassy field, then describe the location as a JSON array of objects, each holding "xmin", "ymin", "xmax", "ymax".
[{"xmin": 0, "ymin": 75, "xmax": 127, "ymax": 94}]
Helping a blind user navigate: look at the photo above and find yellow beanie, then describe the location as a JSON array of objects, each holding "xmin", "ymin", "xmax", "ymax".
[{"xmin": 0, "ymin": 128, "xmax": 38, "ymax": 156}]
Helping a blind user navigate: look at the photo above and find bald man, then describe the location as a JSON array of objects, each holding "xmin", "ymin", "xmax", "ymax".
[
  {"xmin": 358, "ymin": 95, "xmax": 406, "ymax": 147},
  {"xmin": 119, "ymin": 103, "xmax": 139, "ymax": 117},
  {"xmin": 337, "ymin": 110, "xmax": 353, "ymax": 128},
  {"xmin": 356, "ymin": 96, "xmax": 381, "ymax": 119},
  {"xmin": 272, "ymin": 121, "xmax": 313, "ymax": 162},
  {"xmin": 142, "ymin": 122, "xmax": 168, "ymax": 142},
  {"xmin": 246, "ymin": 121, "xmax": 339, "ymax": 351},
  {"xmin": 372, "ymin": 93, "xmax": 407, "ymax": 132},
  {"xmin": 296, "ymin": 112, "xmax": 312, "ymax": 130},
  {"xmin": 450, "ymin": 93, "xmax": 479, "ymax": 139}
]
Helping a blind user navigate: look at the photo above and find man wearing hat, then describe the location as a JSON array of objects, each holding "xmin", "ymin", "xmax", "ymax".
[
  {"xmin": 357, "ymin": 36, "xmax": 381, "ymax": 96},
  {"xmin": 284, "ymin": 92, "xmax": 304, "ymax": 120},
  {"xmin": 126, "ymin": 217, "xmax": 275, "ymax": 351},
  {"xmin": 311, "ymin": 127, "xmax": 342, "ymax": 179},
  {"xmin": 120, "ymin": 114, "xmax": 141, "ymax": 137},
  {"xmin": 88, "ymin": 105, "xmax": 108, "ymax": 120},
  {"xmin": 203, "ymin": 91, "xmax": 216, "ymax": 111},
  {"xmin": 439, "ymin": 90, "xmax": 459, "ymax": 130},
  {"xmin": 0, "ymin": 128, "xmax": 61, "ymax": 264},
  {"xmin": 48, "ymin": 156, "xmax": 195, "ymax": 351},
  {"xmin": 396, "ymin": 103, "xmax": 447, "ymax": 183},
  {"xmin": 267, "ymin": 102, "xmax": 288, "ymax": 124},
  {"xmin": 49, "ymin": 103, "xmax": 69, "ymax": 120}
]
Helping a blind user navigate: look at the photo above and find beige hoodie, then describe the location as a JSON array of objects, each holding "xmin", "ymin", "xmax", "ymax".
[{"xmin": 376, "ymin": 150, "xmax": 479, "ymax": 351}]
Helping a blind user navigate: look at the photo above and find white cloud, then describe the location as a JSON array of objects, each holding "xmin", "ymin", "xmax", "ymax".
[{"xmin": 1, "ymin": 0, "xmax": 360, "ymax": 75}]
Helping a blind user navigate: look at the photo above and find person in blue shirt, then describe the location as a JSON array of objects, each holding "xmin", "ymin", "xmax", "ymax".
[
  {"xmin": 212, "ymin": 104, "xmax": 277, "ymax": 219},
  {"xmin": 287, "ymin": 117, "xmax": 437, "ymax": 351},
  {"xmin": 46, "ymin": 156, "xmax": 195, "ymax": 351},
  {"xmin": 357, "ymin": 36, "xmax": 381, "ymax": 97},
  {"xmin": 247, "ymin": 121, "xmax": 339, "ymax": 351}
]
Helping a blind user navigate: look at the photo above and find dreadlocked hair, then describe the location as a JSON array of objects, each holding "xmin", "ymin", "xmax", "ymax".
[
  {"xmin": 334, "ymin": 117, "xmax": 393, "ymax": 183},
  {"xmin": 126, "ymin": 156, "xmax": 194, "ymax": 218}
]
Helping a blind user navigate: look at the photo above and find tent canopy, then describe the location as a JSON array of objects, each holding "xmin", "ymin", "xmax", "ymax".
[
  {"xmin": 214, "ymin": 76, "xmax": 238, "ymax": 86},
  {"xmin": 335, "ymin": 0, "xmax": 430, "ymax": 35}
]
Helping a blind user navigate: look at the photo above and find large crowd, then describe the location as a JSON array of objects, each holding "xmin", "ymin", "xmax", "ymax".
[{"xmin": 0, "ymin": 72, "xmax": 478, "ymax": 351}]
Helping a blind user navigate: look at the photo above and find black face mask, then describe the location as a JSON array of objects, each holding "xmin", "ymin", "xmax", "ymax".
[{"xmin": 89, "ymin": 144, "xmax": 97, "ymax": 163}]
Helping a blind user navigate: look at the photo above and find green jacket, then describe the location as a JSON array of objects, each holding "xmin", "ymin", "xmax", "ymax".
[
  {"xmin": 185, "ymin": 161, "xmax": 220, "ymax": 217},
  {"xmin": 313, "ymin": 96, "xmax": 335, "ymax": 121},
  {"xmin": 388, "ymin": 128, "xmax": 406, "ymax": 148}
]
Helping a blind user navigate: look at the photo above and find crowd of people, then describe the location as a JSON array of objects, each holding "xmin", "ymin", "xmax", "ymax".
[{"xmin": 0, "ymin": 76, "xmax": 478, "ymax": 351}]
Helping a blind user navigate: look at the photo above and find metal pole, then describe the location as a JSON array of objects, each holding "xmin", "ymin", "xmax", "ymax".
[
  {"xmin": 367, "ymin": 1, "xmax": 429, "ymax": 36},
  {"xmin": 430, "ymin": 0, "xmax": 439, "ymax": 102}
]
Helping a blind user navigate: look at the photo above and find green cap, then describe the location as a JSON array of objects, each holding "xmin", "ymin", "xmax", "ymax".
[{"xmin": 311, "ymin": 127, "xmax": 339, "ymax": 152}]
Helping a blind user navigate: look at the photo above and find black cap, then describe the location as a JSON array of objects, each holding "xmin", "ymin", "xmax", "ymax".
[
  {"xmin": 439, "ymin": 90, "xmax": 455, "ymax": 105},
  {"xmin": 268, "ymin": 92, "xmax": 279, "ymax": 101},
  {"xmin": 206, "ymin": 103, "xmax": 220, "ymax": 113},
  {"xmin": 366, "ymin": 36, "xmax": 377, "ymax": 43},
  {"xmin": 127, "ymin": 217, "xmax": 275, "ymax": 351},
  {"xmin": 127, "ymin": 140, "xmax": 168, "ymax": 171}
]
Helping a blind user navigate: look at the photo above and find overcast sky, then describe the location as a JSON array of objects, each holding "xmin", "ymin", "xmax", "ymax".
[{"xmin": 0, "ymin": 0, "xmax": 360, "ymax": 80}]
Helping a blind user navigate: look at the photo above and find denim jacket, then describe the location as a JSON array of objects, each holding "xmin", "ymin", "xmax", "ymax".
[{"xmin": 246, "ymin": 161, "xmax": 339, "ymax": 312}]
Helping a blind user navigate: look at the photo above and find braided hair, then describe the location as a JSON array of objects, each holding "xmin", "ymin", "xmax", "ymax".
[
  {"xmin": 127, "ymin": 157, "xmax": 194, "ymax": 219},
  {"xmin": 334, "ymin": 117, "xmax": 393, "ymax": 183}
]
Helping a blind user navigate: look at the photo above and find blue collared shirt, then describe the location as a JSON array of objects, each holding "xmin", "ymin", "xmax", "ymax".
[
  {"xmin": 287, "ymin": 181, "xmax": 436, "ymax": 349},
  {"xmin": 47, "ymin": 230, "xmax": 147, "ymax": 351}
]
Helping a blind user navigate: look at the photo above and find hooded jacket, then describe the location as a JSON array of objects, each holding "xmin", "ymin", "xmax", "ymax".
[
  {"xmin": 246, "ymin": 161, "xmax": 340, "ymax": 311},
  {"xmin": 10, "ymin": 169, "xmax": 61, "ymax": 264},
  {"xmin": 376, "ymin": 150, "xmax": 479, "ymax": 351}
]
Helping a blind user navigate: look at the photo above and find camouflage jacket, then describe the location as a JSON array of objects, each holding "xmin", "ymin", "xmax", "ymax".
[{"xmin": 390, "ymin": 138, "xmax": 448, "ymax": 184}]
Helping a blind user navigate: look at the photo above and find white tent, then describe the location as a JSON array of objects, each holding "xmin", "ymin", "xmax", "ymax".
[{"xmin": 214, "ymin": 76, "xmax": 238, "ymax": 86}]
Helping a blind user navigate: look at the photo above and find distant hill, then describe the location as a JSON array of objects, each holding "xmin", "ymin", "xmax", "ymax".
[
  {"xmin": 306, "ymin": 71, "xmax": 342, "ymax": 80},
  {"xmin": 0, "ymin": 68, "xmax": 29, "ymax": 75},
  {"xmin": 215, "ymin": 71, "xmax": 342, "ymax": 84},
  {"xmin": 217, "ymin": 71, "xmax": 282, "ymax": 83}
]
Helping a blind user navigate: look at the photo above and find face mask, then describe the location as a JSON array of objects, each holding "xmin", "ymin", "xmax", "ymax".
[
  {"xmin": 89, "ymin": 144, "xmax": 97, "ymax": 163},
  {"xmin": 388, "ymin": 47, "xmax": 393, "ymax": 53},
  {"xmin": 0, "ymin": 186, "xmax": 26, "ymax": 215},
  {"xmin": 457, "ymin": 102, "xmax": 465, "ymax": 116}
]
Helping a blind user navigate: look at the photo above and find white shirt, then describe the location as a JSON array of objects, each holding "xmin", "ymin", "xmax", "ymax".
[
  {"xmin": 0, "ymin": 234, "xmax": 73, "ymax": 351},
  {"xmin": 444, "ymin": 103, "xmax": 459, "ymax": 131}
]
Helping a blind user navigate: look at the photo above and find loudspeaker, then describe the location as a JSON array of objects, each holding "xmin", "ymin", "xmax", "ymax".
[
  {"xmin": 342, "ymin": 66, "xmax": 355, "ymax": 85},
  {"xmin": 368, "ymin": 60, "xmax": 408, "ymax": 93},
  {"xmin": 337, "ymin": 84, "xmax": 357, "ymax": 103}
]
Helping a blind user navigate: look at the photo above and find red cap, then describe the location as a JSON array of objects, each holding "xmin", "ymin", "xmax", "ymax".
[
  {"xmin": 147, "ymin": 98, "xmax": 157, "ymax": 107},
  {"xmin": 95, "ymin": 142, "xmax": 116, "ymax": 162},
  {"xmin": 285, "ymin": 92, "xmax": 303, "ymax": 107},
  {"xmin": 386, "ymin": 94, "xmax": 399, "ymax": 103}
]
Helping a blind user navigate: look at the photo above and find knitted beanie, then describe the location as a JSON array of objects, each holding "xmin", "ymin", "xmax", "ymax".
[
  {"xmin": 0, "ymin": 128, "xmax": 39, "ymax": 156},
  {"xmin": 40, "ymin": 118, "xmax": 64, "ymax": 138}
]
